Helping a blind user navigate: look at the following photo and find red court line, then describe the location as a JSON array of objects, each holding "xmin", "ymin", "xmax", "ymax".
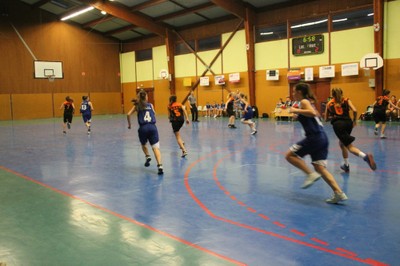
[
  {"xmin": 0, "ymin": 165, "xmax": 246, "ymax": 266},
  {"xmin": 183, "ymin": 150, "xmax": 389, "ymax": 266}
]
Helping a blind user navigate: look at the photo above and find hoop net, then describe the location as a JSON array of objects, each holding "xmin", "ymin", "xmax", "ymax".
[
  {"xmin": 46, "ymin": 75, "xmax": 55, "ymax": 82},
  {"xmin": 363, "ymin": 68, "xmax": 371, "ymax": 77}
]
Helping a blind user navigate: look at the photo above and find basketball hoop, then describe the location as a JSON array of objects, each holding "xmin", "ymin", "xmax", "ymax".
[{"xmin": 46, "ymin": 75, "xmax": 55, "ymax": 82}]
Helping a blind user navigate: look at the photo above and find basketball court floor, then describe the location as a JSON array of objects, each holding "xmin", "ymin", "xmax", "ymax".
[{"xmin": 0, "ymin": 115, "xmax": 398, "ymax": 266}]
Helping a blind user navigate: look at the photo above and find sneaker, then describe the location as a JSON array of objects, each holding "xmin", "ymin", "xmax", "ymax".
[
  {"xmin": 374, "ymin": 128, "xmax": 378, "ymax": 135},
  {"xmin": 144, "ymin": 156, "xmax": 151, "ymax": 167},
  {"xmin": 63, "ymin": 131, "xmax": 66, "ymax": 135},
  {"xmin": 301, "ymin": 172, "xmax": 321, "ymax": 189},
  {"xmin": 231, "ymin": 125, "xmax": 237, "ymax": 129},
  {"xmin": 157, "ymin": 164, "xmax": 164, "ymax": 175},
  {"xmin": 251, "ymin": 130, "xmax": 257, "ymax": 135},
  {"xmin": 364, "ymin": 154, "xmax": 377, "ymax": 170},
  {"xmin": 380, "ymin": 134, "xmax": 386, "ymax": 139},
  {"xmin": 340, "ymin": 164, "xmax": 350, "ymax": 173},
  {"xmin": 326, "ymin": 192, "xmax": 348, "ymax": 204},
  {"xmin": 182, "ymin": 150, "xmax": 188, "ymax": 158},
  {"xmin": 67, "ymin": 122, "xmax": 71, "ymax": 129}
]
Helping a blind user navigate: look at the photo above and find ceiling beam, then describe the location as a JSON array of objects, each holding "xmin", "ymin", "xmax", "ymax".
[
  {"xmin": 83, "ymin": 0, "xmax": 167, "ymax": 37},
  {"xmin": 210, "ymin": 0, "xmax": 246, "ymax": 19},
  {"xmin": 32, "ymin": 0, "xmax": 51, "ymax": 9}
]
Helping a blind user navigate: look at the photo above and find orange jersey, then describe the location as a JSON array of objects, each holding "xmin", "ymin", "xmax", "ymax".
[{"xmin": 168, "ymin": 102, "xmax": 184, "ymax": 121}]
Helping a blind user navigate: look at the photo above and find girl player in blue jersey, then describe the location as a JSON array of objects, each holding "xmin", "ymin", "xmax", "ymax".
[
  {"xmin": 285, "ymin": 83, "xmax": 347, "ymax": 204},
  {"xmin": 238, "ymin": 93, "xmax": 257, "ymax": 135},
  {"xmin": 127, "ymin": 90, "xmax": 163, "ymax": 175},
  {"xmin": 80, "ymin": 96, "xmax": 94, "ymax": 135}
]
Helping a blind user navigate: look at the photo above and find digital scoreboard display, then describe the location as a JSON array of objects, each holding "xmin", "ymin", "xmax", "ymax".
[{"xmin": 292, "ymin": 34, "xmax": 324, "ymax": 56}]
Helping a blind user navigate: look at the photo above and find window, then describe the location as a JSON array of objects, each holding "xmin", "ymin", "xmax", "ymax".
[
  {"xmin": 256, "ymin": 24, "xmax": 287, "ymax": 43},
  {"xmin": 175, "ymin": 40, "xmax": 195, "ymax": 55},
  {"xmin": 197, "ymin": 36, "xmax": 221, "ymax": 52},
  {"xmin": 291, "ymin": 17, "xmax": 328, "ymax": 37},
  {"xmin": 136, "ymin": 49, "xmax": 152, "ymax": 61},
  {"xmin": 332, "ymin": 9, "xmax": 373, "ymax": 31}
]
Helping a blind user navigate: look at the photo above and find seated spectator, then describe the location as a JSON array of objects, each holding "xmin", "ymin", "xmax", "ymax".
[
  {"xmin": 284, "ymin": 96, "xmax": 292, "ymax": 107},
  {"xmin": 386, "ymin": 95, "xmax": 398, "ymax": 121}
]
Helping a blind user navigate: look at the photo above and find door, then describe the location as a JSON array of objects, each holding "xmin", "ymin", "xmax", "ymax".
[{"xmin": 289, "ymin": 80, "xmax": 331, "ymax": 114}]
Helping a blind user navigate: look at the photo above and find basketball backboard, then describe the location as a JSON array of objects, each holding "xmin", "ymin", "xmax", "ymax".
[{"xmin": 34, "ymin": 60, "xmax": 63, "ymax": 79}]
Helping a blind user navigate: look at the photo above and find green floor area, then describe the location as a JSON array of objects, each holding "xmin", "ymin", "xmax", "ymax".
[{"xmin": 0, "ymin": 168, "xmax": 241, "ymax": 266}]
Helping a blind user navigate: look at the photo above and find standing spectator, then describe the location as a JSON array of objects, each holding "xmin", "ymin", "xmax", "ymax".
[
  {"xmin": 188, "ymin": 91, "xmax": 199, "ymax": 122},
  {"xmin": 80, "ymin": 96, "xmax": 94, "ymax": 135},
  {"xmin": 372, "ymin": 89, "xmax": 399, "ymax": 138},
  {"xmin": 60, "ymin": 96, "xmax": 75, "ymax": 135},
  {"xmin": 285, "ymin": 83, "xmax": 347, "ymax": 204},
  {"xmin": 127, "ymin": 90, "xmax": 163, "ymax": 175},
  {"xmin": 325, "ymin": 88, "xmax": 376, "ymax": 172},
  {"xmin": 168, "ymin": 95, "xmax": 190, "ymax": 157}
]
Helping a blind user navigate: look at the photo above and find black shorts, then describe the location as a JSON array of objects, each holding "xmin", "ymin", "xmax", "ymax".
[
  {"xmin": 332, "ymin": 119, "xmax": 355, "ymax": 146},
  {"xmin": 171, "ymin": 120, "xmax": 184, "ymax": 133},
  {"xmin": 63, "ymin": 113, "xmax": 73, "ymax": 123},
  {"xmin": 373, "ymin": 110, "xmax": 387, "ymax": 124}
]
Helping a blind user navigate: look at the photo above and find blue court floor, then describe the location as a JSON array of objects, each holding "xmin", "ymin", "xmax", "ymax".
[{"xmin": 0, "ymin": 115, "xmax": 399, "ymax": 266}]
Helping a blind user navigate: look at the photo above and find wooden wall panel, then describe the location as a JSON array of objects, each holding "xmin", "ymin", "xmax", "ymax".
[
  {"xmin": 53, "ymin": 93, "xmax": 88, "ymax": 118},
  {"xmin": 12, "ymin": 94, "xmax": 53, "ymax": 120},
  {"xmin": 89, "ymin": 92, "xmax": 122, "ymax": 115},
  {"xmin": 0, "ymin": 95, "xmax": 12, "ymax": 120}
]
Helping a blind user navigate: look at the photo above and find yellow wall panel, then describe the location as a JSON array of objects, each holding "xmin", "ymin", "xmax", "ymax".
[
  {"xmin": 197, "ymin": 50, "xmax": 222, "ymax": 76},
  {"xmin": 331, "ymin": 27, "xmax": 374, "ymax": 64},
  {"xmin": 222, "ymin": 30, "xmax": 247, "ymax": 73},
  {"xmin": 256, "ymin": 40, "xmax": 288, "ymax": 70},
  {"xmin": 12, "ymin": 94, "xmax": 53, "ymax": 120},
  {"xmin": 136, "ymin": 60, "xmax": 153, "ymax": 82},
  {"xmin": 290, "ymin": 33, "xmax": 329, "ymax": 67},
  {"xmin": 120, "ymin": 52, "xmax": 136, "ymax": 83},
  {"xmin": 385, "ymin": 0, "xmax": 400, "ymax": 59},
  {"xmin": 153, "ymin": 45, "xmax": 168, "ymax": 79},
  {"xmin": 175, "ymin": 54, "xmax": 196, "ymax": 78},
  {"xmin": 0, "ymin": 94, "xmax": 12, "ymax": 120}
]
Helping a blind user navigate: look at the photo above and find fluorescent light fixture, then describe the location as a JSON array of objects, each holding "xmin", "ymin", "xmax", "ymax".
[
  {"xmin": 101, "ymin": 10, "xmax": 107, "ymax": 15},
  {"xmin": 61, "ymin": 6, "xmax": 94, "ymax": 21},
  {"xmin": 368, "ymin": 13, "xmax": 374, "ymax": 16},
  {"xmin": 333, "ymin": 18, "xmax": 348, "ymax": 23},
  {"xmin": 291, "ymin": 19, "xmax": 328, "ymax": 29},
  {"xmin": 260, "ymin": 32, "xmax": 274, "ymax": 35}
]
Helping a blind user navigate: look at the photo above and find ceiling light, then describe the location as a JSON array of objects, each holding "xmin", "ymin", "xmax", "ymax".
[
  {"xmin": 61, "ymin": 6, "xmax": 94, "ymax": 21},
  {"xmin": 368, "ymin": 13, "xmax": 374, "ymax": 16},
  {"xmin": 101, "ymin": 11, "xmax": 107, "ymax": 15},
  {"xmin": 291, "ymin": 19, "xmax": 327, "ymax": 29},
  {"xmin": 333, "ymin": 18, "xmax": 348, "ymax": 23},
  {"xmin": 260, "ymin": 32, "xmax": 274, "ymax": 35}
]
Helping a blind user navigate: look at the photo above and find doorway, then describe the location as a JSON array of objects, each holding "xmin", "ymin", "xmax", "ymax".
[{"xmin": 289, "ymin": 80, "xmax": 331, "ymax": 114}]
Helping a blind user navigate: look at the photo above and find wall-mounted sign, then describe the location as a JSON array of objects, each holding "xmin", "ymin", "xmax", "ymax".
[
  {"xmin": 304, "ymin": 67, "xmax": 314, "ymax": 81},
  {"xmin": 200, "ymin": 76, "xmax": 209, "ymax": 86},
  {"xmin": 292, "ymin": 34, "xmax": 324, "ymax": 56},
  {"xmin": 229, "ymin": 73, "xmax": 240, "ymax": 83},
  {"xmin": 287, "ymin": 69, "xmax": 301, "ymax": 80},
  {"xmin": 214, "ymin": 75, "xmax": 225, "ymax": 85},
  {"xmin": 341, "ymin": 63, "xmax": 359, "ymax": 76},
  {"xmin": 319, "ymin": 65, "xmax": 335, "ymax": 78}
]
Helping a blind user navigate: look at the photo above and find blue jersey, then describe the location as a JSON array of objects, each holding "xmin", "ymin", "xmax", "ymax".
[
  {"xmin": 297, "ymin": 100, "xmax": 324, "ymax": 136},
  {"xmin": 80, "ymin": 100, "xmax": 91, "ymax": 115},
  {"xmin": 137, "ymin": 103, "xmax": 156, "ymax": 126}
]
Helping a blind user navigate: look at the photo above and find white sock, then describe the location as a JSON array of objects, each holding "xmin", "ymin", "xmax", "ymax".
[
  {"xmin": 343, "ymin": 158, "xmax": 349, "ymax": 165},
  {"xmin": 359, "ymin": 152, "xmax": 366, "ymax": 158}
]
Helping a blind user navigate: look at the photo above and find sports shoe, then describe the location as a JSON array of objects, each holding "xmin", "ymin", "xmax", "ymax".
[
  {"xmin": 251, "ymin": 130, "xmax": 257, "ymax": 135},
  {"xmin": 380, "ymin": 134, "xmax": 386, "ymax": 139},
  {"xmin": 326, "ymin": 192, "xmax": 348, "ymax": 204},
  {"xmin": 374, "ymin": 127, "xmax": 378, "ymax": 135},
  {"xmin": 63, "ymin": 131, "xmax": 66, "ymax": 135},
  {"xmin": 340, "ymin": 164, "xmax": 350, "ymax": 173},
  {"xmin": 67, "ymin": 122, "xmax": 71, "ymax": 129},
  {"xmin": 231, "ymin": 125, "xmax": 237, "ymax": 129},
  {"xmin": 157, "ymin": 164, "xmax": 164, "ymax": 175},
  {"xmin": 301, "ymin": 172, "xmax": 321, "ymax": 189},
  {"xmin": 181, "ymin": 150, "xmax": 188, "ymax": 158},
  {"xmin": 144, "ymin": 156, "xmax": 151, "ymax": 167},
  {"xmin": 364, "ymin": 154, "xmax": 377, "ymax": 170}
]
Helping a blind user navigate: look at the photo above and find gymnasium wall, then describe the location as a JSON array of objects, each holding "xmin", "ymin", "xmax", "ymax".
[{"xmin": 0, "ymin": 1, "xmax": 121, "ymax": 120}]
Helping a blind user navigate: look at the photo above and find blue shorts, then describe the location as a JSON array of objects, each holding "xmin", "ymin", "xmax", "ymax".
[
  {"xmin": 290, "ymin": 132, "xmax": 328, "ymax": 164},
  {"xmin": 138, "ymin": 124, "xmax": 159, "ymax": 146},
  {"xmin": 242, "ymin": 109, "xmax": 254, "ymax": 120},
  {"xmin": 82, "ymin": 113, "xmax": 91, "ymax": 123}
]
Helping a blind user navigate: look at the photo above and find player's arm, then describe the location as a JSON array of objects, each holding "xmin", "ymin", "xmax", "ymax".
[
  {"xmin": 89, "ymin": 102, "xmax": 94, "ymax": 111},
  {"xmin": 71, "ymin": 103, "xmax": 76, "ymax": 113},
  {"xmin": 60, "ymin": 103, "xmax": 64, "ymax": 109},
  {"xmin": 348, "ymin": 99, "xmax": 358, "ymax": 124},
  {"xmin": 182, "ymin": 105, "xmax": 190, "ymax": 124},
  {"xmin": 127, "ymin": 105, "xmax": 136, "ymax": 129},
  {"xmin": 290, "ymin": 99, "xmax": 316, "ymax": 117}
]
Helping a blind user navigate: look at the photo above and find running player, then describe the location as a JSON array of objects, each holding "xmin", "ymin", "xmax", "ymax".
[
  {"xmin": 60, "ymin": 96, "xmax": 75, "ymax": 135},
  {"xmin": 80, "ymin": 96, "xmax": 94, "ymax": 135},
  {"xmin": 168, "ymin": 95, "xmax": 190, "ymax": 157},
  {"xmin": 225, "ymin": 92, "xmax": 237, "ymax": 128},
  {"xmin": 325, "ymin": 88, "xmax": 376, "ymax": 172},
  {"xmin": 127, "ymin": 90, "xmax": 163, "ymax": 175},
  {"xmin": 285, "ymin": 83, "xmax": 347, "ymax": 204},
  {"xmin": 238, "ymin": 93, "xmax": 257, "ymax": 135},
  {"xmin": 372, "ymin": 89, "xmax": 399, "ymax": 138}
]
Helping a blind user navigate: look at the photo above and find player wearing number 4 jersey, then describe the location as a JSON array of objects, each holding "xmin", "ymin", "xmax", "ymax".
[{"xmin": 127, "ymin": 90, "xmax": 163, "ymax": 175}]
